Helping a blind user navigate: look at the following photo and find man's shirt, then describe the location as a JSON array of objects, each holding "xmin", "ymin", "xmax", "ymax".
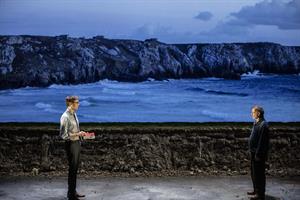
[{"xmin": 60, "ymin": 108, "xmax": 80, "ymax": 140}]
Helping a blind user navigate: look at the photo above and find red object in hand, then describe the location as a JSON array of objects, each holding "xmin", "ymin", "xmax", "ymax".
[{"xmin": 83, "ymin": 132, "xmax": 95, "ymax": 139}]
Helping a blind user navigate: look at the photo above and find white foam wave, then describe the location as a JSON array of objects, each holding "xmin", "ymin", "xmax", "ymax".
[
  {"xmin": 201, "ymin": 110, "xmax": 228, "ymax": 119},
  {"xmin": 80, "ymin": 100, "xmax": 92, "ymax": 106},
  {"xmin": 35, "ymin": 102, "xmax": 52, "ymax": 109},
  {"xmin": 48, "ymin": 84, "xmax": 68, "ymax": 89},
  {"xmin": 98, "ymin": 79, "xmax": 120, "ymax": 84},
  {"xmin": 241, "ymin": 70, "xmax": 261, "ymax": 77},
  {"xmin": 147, "ymin": 78, "xmax": 156, "ymax": 82},
  {"xmin": 35, "ymin": 102, "xmax": 60, "ymax": 113},
  {"xmin": 102, "ymin": 88, "xmax": 136, "ymax": 95},
  {"xmin": 202, "ymin": 77, "xmax": 223, "ymax": 81}
]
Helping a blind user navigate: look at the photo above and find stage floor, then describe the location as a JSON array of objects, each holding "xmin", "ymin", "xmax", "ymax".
[{"xmin": 0, "ymin": 175, "xmax": 299, "ymax": 200}]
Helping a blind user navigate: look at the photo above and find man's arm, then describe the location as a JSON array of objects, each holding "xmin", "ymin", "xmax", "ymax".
[
  {"xmin": 60, "ymin": 116, "xmax": 70, "ymax": 140},
  {"xmin": 69, "ymin": 131, "xmax": 85, "ymax": 140}
]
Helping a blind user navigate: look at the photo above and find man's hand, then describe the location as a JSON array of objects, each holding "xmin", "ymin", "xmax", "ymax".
[
  {"xmin": 78, "ymin": 131, "xmax": 86, "ymax": 136},
  {"xmin": 70, "ymin": 131, "xmax": 85, "ymax": 140}
]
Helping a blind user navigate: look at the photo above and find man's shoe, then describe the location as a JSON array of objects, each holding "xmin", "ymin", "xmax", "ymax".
[
  {"xmin": 68, "ymin": 196, "xmax": 80, "ymax": 200},
  {"xmin": 247, "ymin": 191, "xmax": 256, "ymax": 195},
  {"xmin": 76, "ymin": 192, "xmax": 85, "ymax": 198},
  {"xmin": 250, "ymin": 194, "xmax": 264, "ymax": 200}
]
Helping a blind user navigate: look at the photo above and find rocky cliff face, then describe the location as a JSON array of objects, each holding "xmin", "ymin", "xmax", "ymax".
[{"xmin": 0, "ymin": 35, "xmax": 299, "ymax": 89}]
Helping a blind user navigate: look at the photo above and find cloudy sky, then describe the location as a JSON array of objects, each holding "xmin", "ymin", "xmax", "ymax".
[{"xmin": 0, "ymin": 0, "xmax": 299, "ymax": 45}]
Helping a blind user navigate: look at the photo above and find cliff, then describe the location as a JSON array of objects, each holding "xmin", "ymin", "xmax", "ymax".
[{"xmin": 0, "ymin": 35, "xmax": 299, "ymax": 89}]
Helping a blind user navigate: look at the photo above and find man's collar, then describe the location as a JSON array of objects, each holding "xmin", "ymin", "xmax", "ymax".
[
  {"xmin": 255, "ymin": 118, "xmax": 264, "ymax": 124},
  {"xmin": 67, "ymin": 107, "xmax": 75, "ymax": 115}
]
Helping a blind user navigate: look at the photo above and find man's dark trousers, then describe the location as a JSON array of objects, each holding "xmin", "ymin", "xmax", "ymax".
[
  {"xmin": 250, "ymin": 152, "xmax": 266, "ymax": 198},
  {"xmin": 65, "ymin": 140, "xmax": 81, "ymax": 198}
]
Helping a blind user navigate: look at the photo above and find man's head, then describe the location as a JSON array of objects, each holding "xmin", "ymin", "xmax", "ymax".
[
  {"xmin": 251, "ymin": 105, "xmax": 264, "ymax": 120},
  {"xmin": 65, "ymin": 96, "xmax": 79, "ymax": 111}
]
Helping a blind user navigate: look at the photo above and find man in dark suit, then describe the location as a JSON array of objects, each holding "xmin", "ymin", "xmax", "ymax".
[{"xmin": 248, "ymin": 105, "xmax": 269, "ymax": 200}]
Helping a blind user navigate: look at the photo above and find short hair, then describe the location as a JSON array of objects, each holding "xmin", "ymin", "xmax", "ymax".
[
  {"xmin": 65, "ymin": 96, "xmax": 79, "ymax": 107},
  {"xmin": 252, "ymin": 105, "xmax": 264, "ymax": 118}
]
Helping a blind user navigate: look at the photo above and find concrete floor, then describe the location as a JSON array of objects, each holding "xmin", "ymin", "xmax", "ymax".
[{"xmin": 0, "ymin": 176, "xmax": 299, "ymax": 200}]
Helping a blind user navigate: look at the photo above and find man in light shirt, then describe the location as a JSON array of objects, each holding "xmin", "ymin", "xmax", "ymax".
[{"xmin": 60, "ymin": 96, "xmax": 86, "ymax": 200}]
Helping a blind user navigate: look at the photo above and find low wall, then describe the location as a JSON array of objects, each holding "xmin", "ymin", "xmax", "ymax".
[{"xmin": 0, "ymin": 123, "xmax": 299, "ymax": 177}]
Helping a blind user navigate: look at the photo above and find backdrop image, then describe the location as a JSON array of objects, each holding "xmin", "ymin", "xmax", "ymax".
[{"xmin": 0, "ymin": 1, "xmax": 299, "ymax": 200}]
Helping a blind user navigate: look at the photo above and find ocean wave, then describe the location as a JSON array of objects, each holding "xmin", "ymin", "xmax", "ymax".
[
  {"xmin": 58, "ymin": 96, "xmax": 98, "ymax": 106},
  {"xmin": 206, "ymin": 89, "xmax": 248, "ymax": 97},
  {"xmin": 48, "ymin": 82, "xmax": 103, "ymax": 89},
  {"xmin": 102, "ymin": 88, "xmax": 136, "ymax": 95},
  {"xmin": 35, "ymin": 102, "xmax": 60, "ymax": 113},
  {"xmin": 98, "ymin": 79, "xmax": 121, "ymax": 85},
  {"xmin": 79, "ymin": 113, "xmax": 110, "ymax": 122},
  {"xmin": 35, "ymin": 102, "xmax": 52, "ymax": 109},
  {"xmin": 48, "ymin": 79, "xmax": 123, "ymax": 90},
  {"xmin": 0, "ymin": 89, "xmax": 13, "ymax": 95},
  {"xmin": 186, "ymin": 87, "xmax": 248, "ymax": 97},
  {"xmin": 48, "ymin": 84, "xmax": 69, "ymax": 89},
  {"xmin": 80, "ymin": 100, "xmax": 92, "ymax": 107},
  {"xmin": 241, "ymin": 71, "xmax": 281, "ymax": 79},
  {"xmin": 101, "ymin": 99, "xmax": 140, "ymax": 104},
  {"xmin": 147, "ymin": 78, "xmax": 156, "ymax": 82},
  {"xmin": 101, "ymin": 82, "xmax": 138, "ymax": 90},
  {"xmin": 8, "ymin": 87, "xmax": 41, "ymax": 96},
  {"xmin": 80, "ymin": 96, "xmax": 139, "ymax": 104},
  {"xmin": 201, "ymin": 110, "xmax": 228, "ymax": 120},
  {"xmin": 186, "ymin": 87, "xmax": 205, "ymax": 92},
  {"xmin": 80, "ymin": 95, "xmax": 104, "ymax": 102},
  {"xmin": 241, "ymin": 70, "xmax": 261, "ymax": 77},
  {"xmin": 279, "ymin": 87, "xmax": 300, "ymax": 94},
  {"xmin": 202, "ymin": 77, "xmax": 223, "ymax": 81}
]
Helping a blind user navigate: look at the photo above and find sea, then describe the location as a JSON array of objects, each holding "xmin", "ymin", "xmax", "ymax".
[{"xmin": 0, "ymin": 72, "xmax": 299, "ymax": 122}]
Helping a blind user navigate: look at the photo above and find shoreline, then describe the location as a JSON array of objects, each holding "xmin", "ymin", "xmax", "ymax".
[{"xmin": 0, "ymin": 73, "xmax": 299, "ymax": 91}]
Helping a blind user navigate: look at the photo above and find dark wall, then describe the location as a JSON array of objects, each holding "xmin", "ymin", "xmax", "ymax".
[{"xmin": 0, "ymin": 123, "xmax": 299, "ymax": 177}]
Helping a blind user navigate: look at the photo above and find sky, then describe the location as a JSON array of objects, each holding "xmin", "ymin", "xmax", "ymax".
[{"xmin": 0, "ymin": 0, "xmax": 299, "ymax": 45}]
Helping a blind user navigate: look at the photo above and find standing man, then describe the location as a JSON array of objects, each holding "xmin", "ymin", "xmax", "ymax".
[
  {"xmin": 248, "ymin": 105, "xmax": 270, "ymax": 200},
  {"xmin": 60, "ymin": 96, "xmax": 86, "ymax": 200}
]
